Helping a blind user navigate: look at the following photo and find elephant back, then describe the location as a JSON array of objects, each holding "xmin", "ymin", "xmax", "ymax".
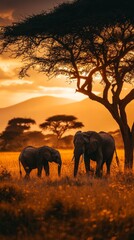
[
  {"xmin": 19, "ymin": 146, "xmax": 37, "ymax": 160},
  {"xmin": 99, "ymin": 131, "xmax": 115, "ymax": 156},
  {"xmin": 99, "ymin": 131, "xmax": 115, "ymax": 145},
  {"xmin": 19, "ymin": 146, "xmax": 38, "ymax": 169}
]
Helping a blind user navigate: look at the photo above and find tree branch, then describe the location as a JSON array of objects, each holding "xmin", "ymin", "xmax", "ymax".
[{"xmin": 120, "ymin": 89, "xmax": 134, "ymax": 107}]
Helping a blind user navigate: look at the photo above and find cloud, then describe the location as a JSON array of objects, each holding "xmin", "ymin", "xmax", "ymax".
[
  {"xmin": 0, "ymin": 16, "xmax": 12, "ymax": 26},
  {"xmin": 0, "ymin": 78, "xmax": 36, "ymax": 93},
  {"xmin": 0, "ymin": 10, "xmax": 14, "ymax": 21}
]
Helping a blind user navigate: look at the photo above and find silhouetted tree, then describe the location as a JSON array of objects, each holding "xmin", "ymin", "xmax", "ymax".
[
  {"xmin": 40, "ymin": 115, "xmax": 84, "ymax": 140},
  {"xmin": 0, "ymin": 117, "xmax": 36, "ymax": 151},
  {"xmin": 0, "ymin": 0, "xmax": 133, "ymax": 169}
]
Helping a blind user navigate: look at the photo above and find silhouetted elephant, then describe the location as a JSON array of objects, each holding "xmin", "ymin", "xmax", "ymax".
[
  {"xmin": 73, "ymin": 131, "xmax": 119, "ymax": 177},
  {"xmin": 19, "ymin": 146, "xmax": 62, "ymax": 178}
]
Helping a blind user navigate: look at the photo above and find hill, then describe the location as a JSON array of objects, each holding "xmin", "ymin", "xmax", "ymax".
[
  {"xmin": 0, "ymin": 96, "xmax": 133, "ymax": 133},
  {"xmin": 0, "ymin": 96, "xmax": 76, "ymax": 132}
]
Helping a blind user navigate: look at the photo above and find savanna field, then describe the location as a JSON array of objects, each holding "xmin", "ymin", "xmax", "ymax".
[{"xmin": 0, "ymin": 149, "xmax": 134, "ymax": 240}]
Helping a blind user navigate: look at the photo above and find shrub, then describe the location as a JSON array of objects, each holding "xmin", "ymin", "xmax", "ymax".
[
  {"xmin": 44, "ymin": 199, "xmax": 82, "ymax": 221},
  {"xmin": 0, "ymin": 166, "xmax": 11, "ymax": 181},
  {"xmin": 0, "ymin": 205, "xmax": 40, "ymax": 236},
  {"xmin": 0, "ymin": 184, "xmax": 24, "ymax": 203}
]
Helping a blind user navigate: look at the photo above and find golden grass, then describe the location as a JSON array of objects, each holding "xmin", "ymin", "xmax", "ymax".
[
  {"xmin": 0, "ymin": 149, "xmax": 134, "ymax": 240},
  {"xmin": 0, "ymin": 148, "xmax": 124, "ymax": 178}
]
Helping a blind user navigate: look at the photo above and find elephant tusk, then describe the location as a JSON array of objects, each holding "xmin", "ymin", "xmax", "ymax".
[{"xmin": 71, "ymin": 155, "xmax": 74, "ymax": 161}]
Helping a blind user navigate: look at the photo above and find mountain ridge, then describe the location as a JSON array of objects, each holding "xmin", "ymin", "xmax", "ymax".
[
  {"xmin": 0, "ymin": 95, "xmax": 77, "ymax": 110},
  {"xmin": 0, "ymin": 95, "xmax": 133, "ymax": 133}
]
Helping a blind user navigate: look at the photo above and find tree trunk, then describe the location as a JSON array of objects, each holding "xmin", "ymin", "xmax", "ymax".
[
  {"xmin": 132, "ymin": 123, "xmax": 134, "ymax": 150},
  {"xmin": 121, "ymin": 127, "xmax": 133, "ymax": 170}
]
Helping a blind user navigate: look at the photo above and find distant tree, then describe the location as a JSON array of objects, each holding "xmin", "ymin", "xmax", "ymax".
[
  {"xmin": 0, "ymin": 117, "xmax": 36, "ymax": 151},
  {"xmin": 0, "ymin": 0, "xmax": 133, "ymax": 169},
  {"xmin": 58, "ymin": 135, "xmax": 74, "ymax": 149},
  {"xmin": 39, "ymin": 115, "xmax": 84, "ymax": 140}
]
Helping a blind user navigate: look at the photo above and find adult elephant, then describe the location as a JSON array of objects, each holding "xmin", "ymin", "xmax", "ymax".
[
  {"xmin": 73, "ymin": 131, "xmax": 119, "ymax": 177},
  {"xmin": 19, "ymin": 145, "xmax": 62, "ymax": 178}
]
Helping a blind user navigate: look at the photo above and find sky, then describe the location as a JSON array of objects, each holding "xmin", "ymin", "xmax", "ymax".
[{"xmin": 0, "ymin": 0, "xmax": 87, "ymax": 108}]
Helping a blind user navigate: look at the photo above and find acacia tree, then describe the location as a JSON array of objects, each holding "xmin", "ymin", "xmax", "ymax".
[
  {"xmin": 0, "ymin": 0, "xmax": 134, "ymax": 169},
  {"xmin": 40, "ymin": 115, "xmax": 84, "ymax": 140},
  {"xmin": 0, "ymin": 117, "xmax": 36, "ymax": 150}
]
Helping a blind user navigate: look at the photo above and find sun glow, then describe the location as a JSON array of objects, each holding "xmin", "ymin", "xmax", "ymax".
[
  {"xmin": 38, "ymin": 86, "xmax": 87, "ymax": 101},
  {"xmin": 0, "ymin": 59, "xmax": 21, "ymax": 72}
]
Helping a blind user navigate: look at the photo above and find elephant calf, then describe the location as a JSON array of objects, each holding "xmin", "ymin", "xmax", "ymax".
[{"xmin": 19, "ymin": 145, "xmax": 62, "ymax": 179}]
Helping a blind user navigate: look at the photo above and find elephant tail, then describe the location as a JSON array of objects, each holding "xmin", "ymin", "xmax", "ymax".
[
  {"xmin": 115, "ymin": 148, "xmax": 120, "ymax": 167},
  {"xmin": 18, "ymin": 155, "xmax": 22, "ymax": 178}
]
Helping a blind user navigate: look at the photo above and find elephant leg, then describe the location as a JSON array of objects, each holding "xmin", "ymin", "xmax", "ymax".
[
  {"xmin": 100, "ymin": 162, "xmax": 104, "ymax": 175},
  {"xmin": 74, "ymin": 157, "xmax": 80, "ymax": 177},
  {"xmin": 95, "ymin": 150, "xmax": 103, "ymax": 178},
  {"xmin": 84, "ymin": 156, "xmax": 90, "ymax": 175},
  {"xmin": 106, "ymin": 159, "xmax": 112, "ymax": 175},
  {"xmin": 21, "ymin": 162, "xmax": 31, "ymax": 179},
  {"xmin": 100, "ymin": 162, "xmax": 104, "ymax": 177},
  {"xmin": 23, "ymin": 168, "xmax": 31, "ymax": 179},
  {"xmin": 37, "ymin": 165, "xmax": 43, "ymax": 177},
  {"xmin": 95, "ymin": 164, "xmax": 102, "ymax": 177},
  {"xmin": 44, "ymin": 162, "xmax": 50, "ymax": 176},
  {"xmin": 24, "ymin": 169, "xmax": 31, "ymax": 179}
]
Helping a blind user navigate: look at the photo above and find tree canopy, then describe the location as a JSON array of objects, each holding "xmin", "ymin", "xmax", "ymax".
[
  {"xmin": 0, "ymin": 118, "xmax": 36, "ymax": 151},
  {"xmin": 40, "ymin": 115, "xmax": 84, "ymax": 139},
  {"xmin": 0, "ymin": 0, "xmax": 134, "ymax": 169}
]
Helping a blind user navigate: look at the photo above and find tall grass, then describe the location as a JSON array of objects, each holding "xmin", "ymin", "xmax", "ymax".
[{"xmin": 0, "ymin": 149, "xmax": 133, "ymax": 240}]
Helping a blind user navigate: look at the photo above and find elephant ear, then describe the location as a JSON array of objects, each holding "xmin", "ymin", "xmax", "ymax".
[
  {"xmin": 73, "ymin": 131, "xmax": 82, "ymax": 144},
  {"xmin": 82, "ymin": 133, "xmax": 98, "ymax": 153},
  {"xmin": 89, "ymin": 138, "xmax": 98, "ymax": 153},
  {"xmin": 47, "ymin": 149, "xmax": 54, "ymax": 162},
  {"xmin": 38, "ymin": 146, "xmax": 53, "ymax": 162},
  {"xmin": 82, "ymin": 133, "xmax": 90, "ymax": 143},
  {"xmin": 48, "ymin": 157, "xmax": 53, "ymax": 163},
  {"xmin": 46, "ymin": 147, "xmax": 60, "ymax": 163},
  {"xmin": 83, "ymin": 136, "xmax": 89, "ymax": 144},
  {"xmin": 49, "ymin": 149, "xmax": 58, "ymax": 162},
  {"xmin": 82, "ymin": 134, "xmax": 90, "ymax": 152},
  {"xmin": 74, "ymin": 132, "xmax": 97, "ymax": 152}
]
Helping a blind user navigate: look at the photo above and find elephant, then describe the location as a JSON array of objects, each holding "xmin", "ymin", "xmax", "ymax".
[
  {"xmin": 73, "ymin": 131, "xmax": 119, "ymax": 177},
  {"xmin": 19, "ymin": 145, "xmax": 62, "ymax": 178}
]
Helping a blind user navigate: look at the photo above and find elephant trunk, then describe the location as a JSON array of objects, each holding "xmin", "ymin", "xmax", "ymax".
[
  {"xmin": 73, "ymin": 148, "xmax": 82, "ymax": 177},
  {"xmin": 18, "ymin": 155, "xmax": 22, "ymax": 178},
  {"xmin": 53, "ymin": 151, "xmax": 62, "ymax": 177},
  {"xmin": 74, "ymin": 156, "xmax": 80, "ymax": 177},
  {"xmin": 58, "ymin": 162, "xmax": 62, "ymax": 177}
]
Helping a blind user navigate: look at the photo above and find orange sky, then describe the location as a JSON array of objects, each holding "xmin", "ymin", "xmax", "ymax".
[
  {"xmin": 0, "ymin": 0, "xmax": 85, "ymax": 108},
  {"xmin": 0, "ymin": 54, "xmax": 87, "ymax": 107}
]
